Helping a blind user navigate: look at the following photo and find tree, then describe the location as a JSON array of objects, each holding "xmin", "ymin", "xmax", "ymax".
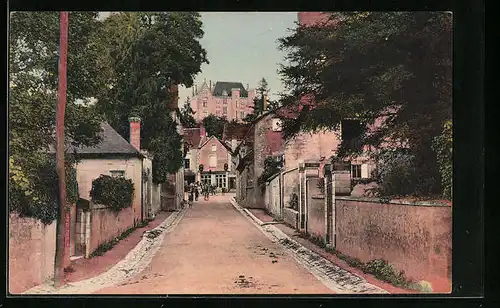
[
  {"xmin": 9, "ymin": 12, "xmax": 106, "ymax": 222},
  {"xmin": 94, "ymin": 12, "xmax": 209, "ymax": 183},
  {"xmin": 180, "ymin": 98, "xmax": 197, "ymax": 128},
  {"xmin": 202, "ymin": 114, "xmax": 228, "ymax": 140},
  {"xmin": 243, "ymin": 77, "xmax": 276, "ymax": 123},
  {"xmin": 277, "ymin": 12, "xmax": 452, "ymax": 197}
]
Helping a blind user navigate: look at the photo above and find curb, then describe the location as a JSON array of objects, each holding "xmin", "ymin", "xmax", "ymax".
[
  {"xmin": 23, "ymin": 206, "xmax": 189, "ymax": 295},
  {"xmin": 230, "ymin": 197, "xmax": 389, "ymax": 294}
]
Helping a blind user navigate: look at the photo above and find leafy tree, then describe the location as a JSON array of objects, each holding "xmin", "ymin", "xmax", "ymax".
[
  {"xmin": 243, "ymin": 77, "xmax": 278, "ymax": 123},
  {"xmin": 94, "ymin": 12, "xmax": 209, "ymax": 183},
  {"xmin": 277, "ymin": 12, "xmax": 452, "ymax": 197},
  {"xmin": 180, "ymin": 98, "xmax": 197, "ymax": 128},
  {"xmin": 202, "ymin": 114, "xmax": 228, "ymax": 140},
  {"xmin": 9, "ymin": 12, "xmax": 107, "ymax": 222}
]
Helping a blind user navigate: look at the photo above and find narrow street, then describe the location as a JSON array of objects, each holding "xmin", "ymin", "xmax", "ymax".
[{"xmin": 93, "ymin": 194, "xmax": 334, "ymax": 294}]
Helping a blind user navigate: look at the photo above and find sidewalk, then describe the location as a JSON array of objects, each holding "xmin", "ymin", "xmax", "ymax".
[
  {"xmin": 246, "ymin": 208, "xmax": 418, "ymax": 294},
  {"xmin": 65, "ymin": 211, "xmax": 172, "ymax": 284}
]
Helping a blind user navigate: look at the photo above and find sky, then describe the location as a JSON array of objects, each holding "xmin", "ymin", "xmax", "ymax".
[
  {"xmin": 98, "ymin": 12, "xmax": 299, "ymax": 102},
  {"xmin": 179, "ymin": 12, "xmax": 298, "ymax": 103}
]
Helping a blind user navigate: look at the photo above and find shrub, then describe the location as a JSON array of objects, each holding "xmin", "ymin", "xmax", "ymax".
[
  {"xmin": 372, "ymin": 148, "xmax": 420, "ymax": 197},
  {"xmin": 90, "ymin": 175, "xmax": 134, "ymax": 212},
  {"xmin": 9, "ymin": 154, "xmax": 79, "ymax": 225},
  {"xmin": 362, "ymin": 259, "xmax": 409, "ymax": 287},
  {"xmin": 288, "ymin": 193, "xmax": 299, "ymax": 210}
]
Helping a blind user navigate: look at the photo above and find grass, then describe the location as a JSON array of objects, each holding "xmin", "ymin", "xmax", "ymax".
[
  {"xmin": 295, "ymin": 230, "xmax": 430, "ymax": 292},
  {"xmin": 88, "ymin": 217, "xmax": 154, "ymax": 258}
]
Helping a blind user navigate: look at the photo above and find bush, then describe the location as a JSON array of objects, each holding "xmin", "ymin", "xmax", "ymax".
[
  {"xmin": 288, "ymin": 193, "xmax": 299, "ymax": 210},
  {"xmin": 9, "ymin": 154, "xmax": 79, "ymax": 225},
  {"xmin": 90, "ymin": 175, "xmax": 134, "ymax": 212},
  {"xmin": 362, "ymin": 259, "xmax": 409, "ymax": 287},
  {"xmin": 372, "ymin": 149, "xmax": 420, "ymax": 197}
]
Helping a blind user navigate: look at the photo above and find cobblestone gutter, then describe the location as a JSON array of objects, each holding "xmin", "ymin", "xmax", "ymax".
[
  {"xmin": 23, "ymin": 207, "xmax": 188, "ymax": 295},
  {"xmin": 230, "ymin": 197, "xmax": 389, "ymax": 294}
]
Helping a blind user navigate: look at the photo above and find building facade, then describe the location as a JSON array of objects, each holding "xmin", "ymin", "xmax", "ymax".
[{"xmin": 187, "ymin": 80, "xmax": 257, "ymax": 123}]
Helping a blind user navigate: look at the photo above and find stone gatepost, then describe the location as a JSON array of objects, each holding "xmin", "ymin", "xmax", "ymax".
[
  {"xmin": 324, "ymin": 164, "xmax": 336, "ymax": 248},
  {"xmin": 298, "ymin": 162, "xmax": 306, "ymax": 231}
]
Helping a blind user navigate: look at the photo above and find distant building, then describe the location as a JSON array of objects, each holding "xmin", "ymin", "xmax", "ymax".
[{"xmin": 187, "ymin": 80, "xmax": 257, "ymax": 123}]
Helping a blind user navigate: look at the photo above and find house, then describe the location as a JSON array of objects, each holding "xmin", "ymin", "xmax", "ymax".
[
  {"xmin": 182, "ymin": 126, "xmax": 202, "ymax": 184},
  {"xmin": 68, "ymin": 118, "xmax": 150, "ymax": 258},
  {"xmin": 187, "ymin": 80, "xmax": 257, "ymax": 123}
]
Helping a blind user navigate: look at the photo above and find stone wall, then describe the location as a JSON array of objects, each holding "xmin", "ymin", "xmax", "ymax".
[
  {"xmin": 335, "ymin": 197, "xmax": 452, "ymax": 284},
  {"xmin": 88, "ymin": 205, "xmax": 135, "ymax": 256},
  {"xmin": 306, "ymin": 178, "xmax": 325, "ymax": 238},
  {"xmin": 8, "ymin": 214, "xmax": 57, "ymax": 294},
  {"xmin": 283, "ymin": 207, "xmax": 299, "ymax": 229},
  {"xmin": 264, "ymin": 175, "xmax": 281, "ymax": 218}
]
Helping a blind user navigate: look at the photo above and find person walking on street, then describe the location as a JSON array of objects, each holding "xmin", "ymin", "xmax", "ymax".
[{"xmin": 195, "ymin": 183, "xmax": 199, "ymax": 201}]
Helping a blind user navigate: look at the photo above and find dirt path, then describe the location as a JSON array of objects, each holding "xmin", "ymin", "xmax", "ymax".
[{"xmin": 94, "ymin": 196, "xmax": 333, "ymax": 294}]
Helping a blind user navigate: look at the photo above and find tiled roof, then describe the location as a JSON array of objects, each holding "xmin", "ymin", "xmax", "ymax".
[
  {"xmin": 183, "ymin": 127, "xmax": 202, "ymax": 148},
  {"xmin": 48, "ymin": 122, "xmax": 141, "ymax": 157},
  {"xmin": 222, "ymin": 122, "xmax": 251, "ymax": 142},
  {"xmin": 74, "ymin": 122, "xmax": 141, "ymax": 156},
  {"xmin": 212, "ymin": 81, "xmax": 248, "ymax": 97}
]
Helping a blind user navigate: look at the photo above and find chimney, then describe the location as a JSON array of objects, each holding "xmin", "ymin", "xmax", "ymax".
[{"xmin": 129, "ymin": 116, "xmax": 141, "ymax": 151}]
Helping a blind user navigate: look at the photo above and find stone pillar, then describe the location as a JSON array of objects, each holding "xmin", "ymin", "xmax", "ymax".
[
  {"xmin": 323, "ymin": 164, "xmax": 336, "ymax": 248},
  {"xmin": 298, "ymin": 162, "xmax": 306, "ymax": 231}
]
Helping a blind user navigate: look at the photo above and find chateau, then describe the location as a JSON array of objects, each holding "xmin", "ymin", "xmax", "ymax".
[{"xmin": 187, "ymin": 80, "xmax": 257, "ymax": 123}]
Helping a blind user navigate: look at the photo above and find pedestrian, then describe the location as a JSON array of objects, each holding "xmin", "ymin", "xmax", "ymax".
[
  {"xmin": 203, "ymin": 184, "xmax": 210, "ymax": 201},
  {"xmin": 195, "ymin": 183, "xmax": 199, "ymax": 201}
]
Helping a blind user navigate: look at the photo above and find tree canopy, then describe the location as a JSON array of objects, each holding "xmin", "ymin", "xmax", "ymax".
[
  {"xmin": 9, "ymin": 12, "xmax": 106, "ymax": 222},
  {"xmin": 180, "ymin": 98, "xmax": 198, "ymax": 128},
  {"xmin": 243, "ymin": 77, "xmax": 279, "ymax": 123},
  {"xmin": 277, "ymin": 12, "xmax": 452, "ymax": 197},
  {"xmin": 202, "ymin": 114, "xmax": 228, "ymax": 140},
  {"xmin": 94, "ymin": 12, "xmax": 209, "ymax": 183}
]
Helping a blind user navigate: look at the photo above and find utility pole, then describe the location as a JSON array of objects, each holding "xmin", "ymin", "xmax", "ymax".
[{"xmin": 54, "ymin": 11, "xmax": 69, "ymax": 288}]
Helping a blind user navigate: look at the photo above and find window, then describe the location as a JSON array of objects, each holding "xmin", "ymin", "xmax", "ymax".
[
  {"xmin": 211, "ymin": 144, "xmax": 217, "ymax": 152},
  {"xmin": 215, "ymin": 174, "xmax": 227, "ymax": 188},
  {"xmin": 341, "ymin": 119, "xmax": 363, "ymax": 151},
  {"xmin": 240, "ymin": 111, "xmax": 245, "ymax": 119},
  {"xmin": 184, "ymin": 159, "xmax": 190, "ymax": 169},
  {"xmin": 202, "ymin": 97, "xmax": 208, "ymax": 107},
  {"xmin": 110, "ymin": 170, "xmax": 125, "ymax": 177},
  {"xmin": 272, "ymin": 118, "xmax": 282, "ymax": 131},
  {"xmin": 209, "ymin": 155, "xmax": 217, "ymax": 167},
  {"xmin": 201, "ymin": 174, "xmax": 211, "ymax": 185},
  {"xmin": 351, "ymin": 164, "xmax": 362, "ymax": 179},
  {"xmin": 223, "ymin": 107, "xmax": 227, "ymax": 115}
]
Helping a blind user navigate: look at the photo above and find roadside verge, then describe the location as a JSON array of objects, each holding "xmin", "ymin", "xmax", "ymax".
[
  {"xmin": 24, "ymin": 206, "xmax": 188, "ymax": 295},
  {"xmin": 229, "ymin": 197, "xmax": 389, "ymax": 294}
]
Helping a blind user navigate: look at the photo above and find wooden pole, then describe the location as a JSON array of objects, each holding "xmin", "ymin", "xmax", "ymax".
[{"xmin": 54, "ymin": 11, "xmax": 69, "ymax": 288}]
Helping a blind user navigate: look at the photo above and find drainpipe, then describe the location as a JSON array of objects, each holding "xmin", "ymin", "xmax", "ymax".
[{"xmin": 280, "ymin": 167, "xmax": 299, "ymax": 212}]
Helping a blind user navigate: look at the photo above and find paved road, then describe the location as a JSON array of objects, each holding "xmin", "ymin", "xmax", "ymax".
[{"xmin": 94, "ymin": 195, "xmax": 333, "ymax": 294}]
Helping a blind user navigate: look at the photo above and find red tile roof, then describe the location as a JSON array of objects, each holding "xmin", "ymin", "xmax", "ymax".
[
  {"xmin": 222, "ymin": 123, "xmax": 251, "ymax": 142},
  {"xmin": 183, "ymin": 127, "xmax": 201, "ymax": 148}
]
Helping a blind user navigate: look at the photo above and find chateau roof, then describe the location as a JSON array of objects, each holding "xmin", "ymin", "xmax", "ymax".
[{"xmin": 212, "ymin": 81, "xmax": 248, "ymax": 98}]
